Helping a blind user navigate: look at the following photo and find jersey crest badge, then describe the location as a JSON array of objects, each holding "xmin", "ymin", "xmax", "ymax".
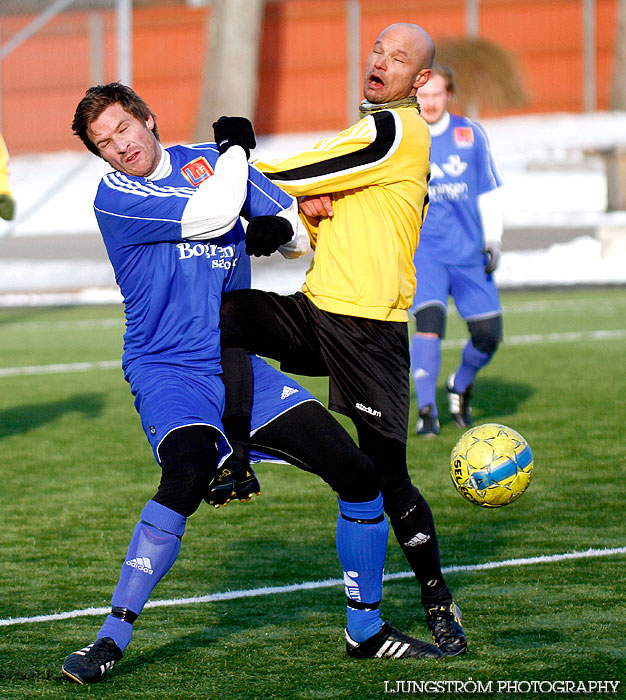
[
  {"xmin": 181, "ymin": 157, "xmax": 214, "ymax": 186},
  {"xmin": 453, "ymin": 127, "xmax": 474, "ymax": 147}
]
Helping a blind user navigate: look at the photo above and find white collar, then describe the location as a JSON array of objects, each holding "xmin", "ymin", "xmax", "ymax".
[
  {"xmin": 146, "ymin": 144, "xmax": 171, "ymax": 180},
  {"xmin": 427, "ymin": 111, "xmax": 450, "ymax": 137}
]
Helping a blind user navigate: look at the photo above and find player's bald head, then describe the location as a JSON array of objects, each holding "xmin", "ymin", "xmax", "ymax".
[
  {"xmin": 377, "ymin": 23, "xmax": 435, "ymax": 71},
  {"xmin": 363, "ymin": 23, "xmax": 434, "ymax": 103}
]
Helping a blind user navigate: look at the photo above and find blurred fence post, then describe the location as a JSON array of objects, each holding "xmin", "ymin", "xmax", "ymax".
[
  {"xmin": 583, "ymin": 0, "xmax": 596, "ymax": 112},
  {"xmin": 346, "ymin": 0, "xmax": 361, "ymax": 127},
  {"xmin": 90, "ymin": 12, "xmax": 104, "ymax": 86},
  {"xmin": 604, "ymin": 147, "xmax": 626, "ymax": 212},
  {"xmin": 465, "ymin": 0, "xmax": 479, "ymax": 118},
  {"xmin": 116, "ymin": 0, "xmax": 132, "ymax": 86},
  {"xmin": 466, "ymin": 0, "xmax": 479, "ymax": 37}
]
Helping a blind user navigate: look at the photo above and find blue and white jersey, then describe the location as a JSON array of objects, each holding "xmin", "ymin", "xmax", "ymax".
[
  {"xmin": 94, "ymin": 143, "xmax": 294, "ymax": 377},
  {"xmin": 417, "ymin": 113, "xmax": 503, "ymax": 265}
]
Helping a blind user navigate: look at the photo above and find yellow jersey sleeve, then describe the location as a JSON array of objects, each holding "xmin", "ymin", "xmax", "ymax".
[
  {"xmin": 0, "ymin": 134, "xmax": 13, "ymax": 197},
  {"xmin": 254, "ymin": 111, "xmax": 406, "ymax": 196}
]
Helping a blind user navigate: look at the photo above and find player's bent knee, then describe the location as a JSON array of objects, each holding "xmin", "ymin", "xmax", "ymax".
[
  {"xmin": 380, "ymin": 477, "xmax": 422, "ymax": 520},
  {"xmin": 252, "ymin": 401, "xmax": 380, "ymax": 502},
  {"xmin": 468, "ymin": 315, "xmax": 502, "ymax": 356},
  {"xmin": 332, "ymin": 453, "xmax": 380, "ymax": 503},
  {"xmin": 154, "ymin": 425, "xmax": 219, "ymax": 517},
  {"xmin": 414, "ymin": 305, "xmax": 446, "ymax": 337}
]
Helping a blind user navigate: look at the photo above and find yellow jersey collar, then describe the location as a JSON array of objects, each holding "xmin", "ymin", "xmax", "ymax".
[{"xmin": 359, "ymin": 96, "xmax": 420, "ymax": 118}]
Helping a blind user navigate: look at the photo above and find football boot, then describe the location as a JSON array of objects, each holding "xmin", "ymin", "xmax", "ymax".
[
  {"xmin": 415, "ymin": 404, "xmax": 440, "ymax": 437},
  {"xmin": 62, "ymin": 637, "xmax": 123, "ymax": 684},
  {"xmin": 426, "ymin": 602, "xmax": 467, "ymax": 656},
  {"xmin": 446, "ymin": 374, "xmax": 473, "ymax": 428},
  {"xmin": 346, "ymin": 622, "xmax": 443, "ymax": 659},
  {"xmin": 205, "ymin": 461, "xmax": 261, "ymax": 507}
]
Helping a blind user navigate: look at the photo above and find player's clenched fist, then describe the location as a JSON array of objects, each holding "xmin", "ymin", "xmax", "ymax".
[
  {"xmin": 212, "ymin": 116, "xmax": 256, "ymax": 158},
  {"xmin": 245, "ymin": 215, "xmax": 294, "ymax": 257}
]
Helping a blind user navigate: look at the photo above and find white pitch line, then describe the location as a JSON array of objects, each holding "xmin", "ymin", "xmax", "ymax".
[
  {"xmin": 2, "ymin": 297, "xmax": 621, "ymax": 328},
  {"xmin": 1, "ymin": 546, "xmax": 624, "ymax": 628},
  {"xmin": 4, "ymin": 318, "xmax": 123, "ymax": 332},
  {"xmin": 2, "ymin": 329, "xmax": 625, "ymax": 379},
  {"xmin": 0, "ymin": 359, "xmax": 120, "ymax": 377},
  {"xmin": 441, "ymin": 328, "xmax": 626, "ymax": 349}
]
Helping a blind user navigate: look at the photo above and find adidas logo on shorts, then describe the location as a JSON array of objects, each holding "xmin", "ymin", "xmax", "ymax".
[{"xmin": 281, "ymin": 386, "xmax": 299, "ymax": 400}]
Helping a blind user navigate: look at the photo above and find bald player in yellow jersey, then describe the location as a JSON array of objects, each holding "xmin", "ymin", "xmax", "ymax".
[
  {"xmin": 220, "ymin": 23, "xmax": 467, "ymax": 656},
  {"xmin": 257, "ymin": 104, "xmax": 429, "ymax": 322}
]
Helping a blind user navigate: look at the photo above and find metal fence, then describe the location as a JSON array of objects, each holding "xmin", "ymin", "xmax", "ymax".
[
  {"xmin": 0, "ymin": 0, "xmax": 616, "ymax": 155},
  {"xmin": 0, "ymin": 0, "xmax": 131, "ymax": 152}
]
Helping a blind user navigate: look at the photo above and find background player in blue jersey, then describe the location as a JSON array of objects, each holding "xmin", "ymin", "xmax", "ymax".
[
  {"xmin": 61, "ymin": 84, "xmax": 442, "ymax": 685},
  {"xmin": 411, "ymin": 64, "xmax": 504, "ymax": 437}
]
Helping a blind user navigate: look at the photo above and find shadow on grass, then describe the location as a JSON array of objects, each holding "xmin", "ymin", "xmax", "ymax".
[
  {"xmin": 0, "ymin": 393, "xmax": 105, "ymax": 439},
  {"xmin": 436, "ymin": 377, "xmax": 535, "ymax": 427},
  {"xmin": 493, "ymin": 627, "xmax": 563, "ymax": 649}
]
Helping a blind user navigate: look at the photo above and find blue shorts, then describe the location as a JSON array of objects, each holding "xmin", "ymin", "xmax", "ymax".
[
  {"xmin": 127, "ymin": 357, "xmax": 318, "ymax": 466},
  {"xmin": 128, "ymin": 363, "xmax": 231, "ymax": 465},
  {"xmin": 249, "ymin": 355, "xmax": 319, "ymax": 462},
  {"xmin": 412, "ymin": 253, "xmax": 501, "ymax": 321}
]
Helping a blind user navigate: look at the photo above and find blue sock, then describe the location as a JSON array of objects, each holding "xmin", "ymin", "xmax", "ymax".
[
  {"xmin": 454, "ymin": 340, "xmax": 491, "ymax": 393},
  {"xmin": 97, "ymin": 500, "xmax": 186, "ymax": 651},
  {"xmin": 336, "ymin": 494, "xmax": 388, "ymax": 643},
  {"xmin": 410, "ymin": 334, "xmax": 441, "ymax": 415}
]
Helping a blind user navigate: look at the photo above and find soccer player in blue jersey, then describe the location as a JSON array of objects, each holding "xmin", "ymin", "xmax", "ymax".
[
  {"xmin": 61, "ymin": 84, "xmax": 442, "ymax": 684},
  {"xmin": 411, "ymin": 64, "xmax": 504, "ymax": 436}
]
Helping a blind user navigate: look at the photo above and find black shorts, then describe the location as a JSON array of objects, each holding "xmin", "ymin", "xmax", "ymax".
[{"xmin": 221, "ymin": 290, "xmax": 410, "ymax": 443}]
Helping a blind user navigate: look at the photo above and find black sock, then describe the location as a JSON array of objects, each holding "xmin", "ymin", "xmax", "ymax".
[
  {"xmin": 221, "ymin": 347, "xmax": 253, "ymax": 464},
  {"xmin": 385, "ymin": 486, "xmax": 452, "ymax": 607}
]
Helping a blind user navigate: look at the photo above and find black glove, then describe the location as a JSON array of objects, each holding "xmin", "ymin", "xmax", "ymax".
[
  {"xmin": 483, "ymin": 240, "xmax": 501, "ymax": 274},
  {"xmin": 245, "ymin": 215, "xmax": 294, "ymax": 257},
  {"xmin": 212, "ymin": 116, "xmax": 256, "ymax": 158},
  {"xmin": 0, "ymin": 193, "xmax": 15, "ymax": 221},
  {"xmin": 205, "ymin": 460, "xmax": 261, "ymax": 508}
]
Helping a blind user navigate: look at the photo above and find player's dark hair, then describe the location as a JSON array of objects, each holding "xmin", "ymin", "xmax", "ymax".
[
  {"xmin": 72, "ymin": 82, "xmax": 159, "ymax": 156},
  {"xmin": 430, "ymin": 63, "xmax": 456, "ymax": 96}
]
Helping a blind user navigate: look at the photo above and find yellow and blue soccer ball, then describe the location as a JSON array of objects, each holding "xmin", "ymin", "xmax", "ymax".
[{"xmin": 450, "ymin": 423, "xmax": 533, "ymax": 508}]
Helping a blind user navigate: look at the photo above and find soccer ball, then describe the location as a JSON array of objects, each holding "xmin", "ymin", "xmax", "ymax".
[{"xmin": 450, "ymin": 423, "xmax": 533, "ymax": 508}]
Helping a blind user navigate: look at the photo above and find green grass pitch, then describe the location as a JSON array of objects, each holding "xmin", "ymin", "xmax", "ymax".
[{"xmin": 0, "ymin": 287, "xmax": 625, "ymax": 699}]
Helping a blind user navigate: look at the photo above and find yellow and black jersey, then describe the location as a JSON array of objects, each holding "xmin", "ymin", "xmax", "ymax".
[
  {"xmin": 254, "ymin": 105, "xmax": 430, "ymax": 322},
  {"xmin": 0, "ymin": 134, "xmax": 13, "ymax": 198}
]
